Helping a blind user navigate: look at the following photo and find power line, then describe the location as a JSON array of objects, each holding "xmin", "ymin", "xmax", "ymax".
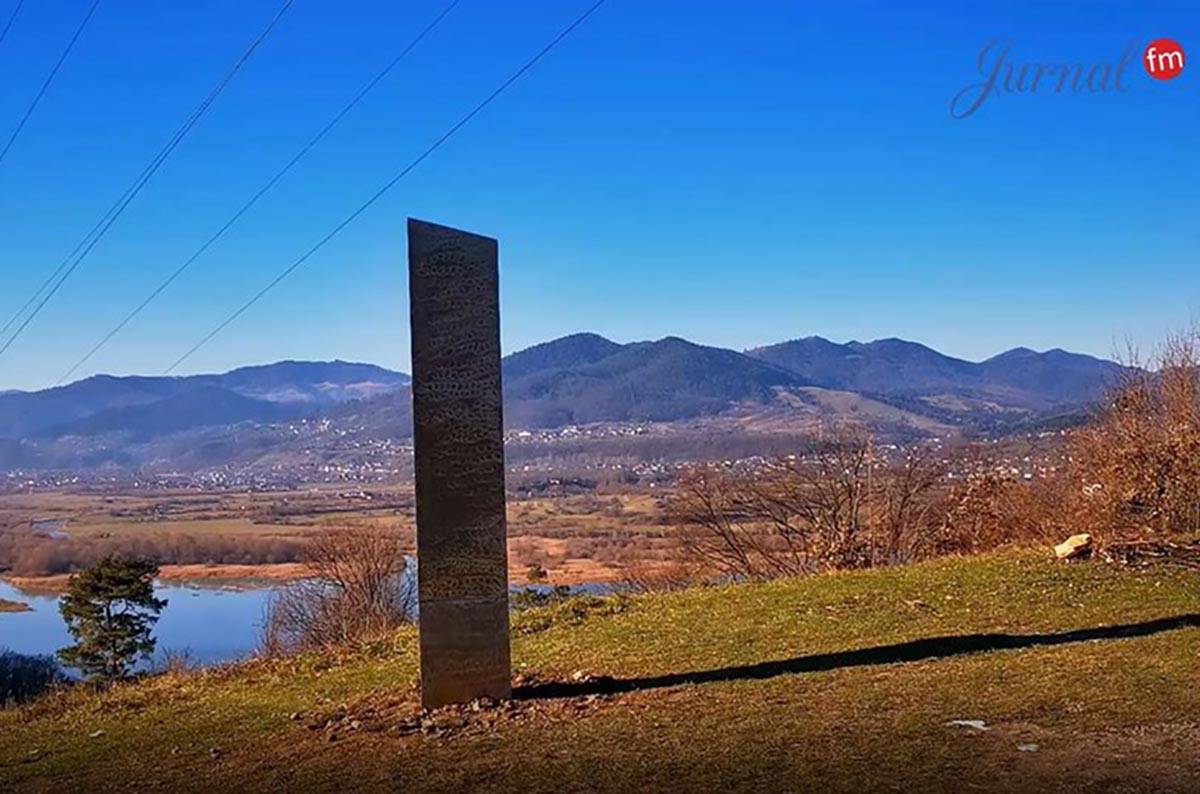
[
  {"xmin": 0, "ymin": 0, "xmax": 294, "ymax": 356},
  {"xmin": 0, "ymin": 0, "xmax": 102, "ymax": 165},
  {"xmin": 0, "ymin": 208, "xmax": 100, "ymax": 342},
  {"xmin": 0, "ymin": 0, "xmax": 295, "ymax": 361},
  {"xmin": 165, "ymin": 0, "xmax": 609, "ymax": 376},
  {"xmin": 56, "ymin": 0, "xmax": 462, "ymax": 386},
  {"xmin": 0, "ymin": 0, "xmax": 108, "ymax": 340},
  {"xmin": 0, "ymin": 0, "xmax": 26, "ymax": 50}
]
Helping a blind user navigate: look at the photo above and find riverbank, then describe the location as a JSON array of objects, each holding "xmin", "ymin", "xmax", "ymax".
[
  {"xmin": 3, "ymin": 554, "xmax": 629, "ymax": 594},
  {"xmin": 4, "ymin": 550, "xmax": 1198, "ymax": 791},
  {"xmin": 0, "ymin": 598, "xmax": 30, "ymax": 613},
  {"xmin": 3, "ymin": 563, "xmax": 314, "ymax": 594},
  {"xmin": 1, "ymin": 489, "xmax": 669, "ymax": 589}
]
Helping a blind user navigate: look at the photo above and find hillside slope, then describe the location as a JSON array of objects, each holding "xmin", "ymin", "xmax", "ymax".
[
  {"xmin": 504, "ymin": 336, "xmax": 806, "ymax": 427},
  {"xmin": 501, "ymin": 332, "xmax": 624, "ymax": 380},
  {"xmin": 747, "ymin": 337, "xmax": 1126, "ymax": 410},
  {"xmin": 3, "ymin": 552, "xmax": 1197, "ymax": 792},
  {"xmin": 39, "ymin": 387, "xmax": 302, "ymax": 441}
]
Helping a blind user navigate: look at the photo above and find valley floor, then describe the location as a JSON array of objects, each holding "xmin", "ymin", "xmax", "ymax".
[
  {"xmin": 0, "ymin": 488, "xmax": 671, "ymax": 590},
  {"xmin": 2, "ymin": 551, "xmax": 1199, "ymax": 792}
]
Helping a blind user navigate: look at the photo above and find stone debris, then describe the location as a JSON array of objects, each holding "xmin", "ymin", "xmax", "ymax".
[
  {"xmin": 1018, "ymin": 743, "xmax": 1039, "ymax": 753},
  {"xmin": 947, "ymin": 719, "xmax": 990, "ymax": 732},
  {"xmin": 308, "ymin": 681, "xmax": 615, "ymax": 744},
  {"xmin": 298, "ymin": 676, "xmax": 619, "ymax": 748},
  {"xmin": 512, "ymin": 670, "xmax": 542, "ymax": 687},
  {"xmin": 1054, "ymin": 534, "xmax": 1093, "ymax": 560},
  {"xmin": 566, "ymin": 670, "xmax": 615, "ymax": 688}
]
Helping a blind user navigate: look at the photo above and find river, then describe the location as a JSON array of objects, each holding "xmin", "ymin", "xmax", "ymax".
[
  {"xmin": 0, "ymin": 579, "xmax": 273, "ymax": 668},
  {"xmin": 1, "ymin": 575, "xmax": 613, "ymax": 671}
]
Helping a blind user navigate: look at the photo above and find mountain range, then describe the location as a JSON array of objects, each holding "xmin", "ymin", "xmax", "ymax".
[
  {"xmin": 0, "ymin": 361, "xmax": 407, "ymax": 440},
  {"xmin": 0, "ymin": 334, "xmax": 1128, "ymax": 473}
]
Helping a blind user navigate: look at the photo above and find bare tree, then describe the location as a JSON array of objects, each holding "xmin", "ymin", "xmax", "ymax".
[
  {"xmin": 262, "ymin": 526, "xmax": 414, "ymax": 654},
  {"xmin": 871, "ymin": 442, "xmax": 948, "ymax": 565},
  {"xmin": 672, "ymin": 425, "xmax": 948, "ymax": 579}
]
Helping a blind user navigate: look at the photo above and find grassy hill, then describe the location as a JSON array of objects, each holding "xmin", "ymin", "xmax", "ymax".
[{"xmin": 3, "ymin": 551, "xmax": 1198, "ymax": 792}]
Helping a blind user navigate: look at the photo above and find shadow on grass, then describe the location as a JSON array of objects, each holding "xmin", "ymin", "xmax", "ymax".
[{"xmin": 514, "ymin": 613, "xmax": 1200, "ymax": 701}]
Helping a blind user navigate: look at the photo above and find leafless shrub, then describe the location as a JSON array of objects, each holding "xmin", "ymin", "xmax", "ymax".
[
  {"xmin": 620, "ymin": 559, "xmax": 706, "ymax": 593},
  {"xmin": 936, "ymin": 452, "xmax": 1064, "ymax": 555},
  {"xmin": 671, "ymin": 426, "xmax": 948, "ymax": 579},
  {"xmin": 155, "ymin": 649, "xmax": 197, "ymax": 675},
  {"xmin": 668, "ymin": 330, "xmax": 1200, "ymax": 580},
  {"xmin": 261, "ymin": 526, "xmax": 414, "ymax": 655},
  {"xmin": 509, "ymin": 536, "xmax": 555, "ymax": 569},
  {"xmin": 1068, "ymin": 329, "xmax": 1200, "ymax": 544},
  {"xmin": 871, "ymin": 442, "xmax": 951, "ymax": 564}
]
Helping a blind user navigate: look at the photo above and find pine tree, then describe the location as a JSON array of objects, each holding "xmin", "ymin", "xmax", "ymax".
[{"xmin": 57, "ymin": 555, "xmax": 167, "ymax": 683}]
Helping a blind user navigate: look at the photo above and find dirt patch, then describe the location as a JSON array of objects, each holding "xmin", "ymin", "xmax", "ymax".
[
  {"xmin": 1018, "ymin": 721, "xmax": 1200, "ymax": 790},
  {"xmin": 509, "ymin": 549, "xmax": 623, "ymax": 585},
  {"xmin": 299, "ymin": 670, "xmax": 620, "ymax": 746},
  {"xmin": 1, "ymin": 576, "xmax": 68, "ymax": 594},
  {"xmin": 157, "ymin": 562, "xmax": 313, "ymax": 583}
]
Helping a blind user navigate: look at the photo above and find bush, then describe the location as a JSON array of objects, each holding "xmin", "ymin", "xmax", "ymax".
[
  {"xmin": 1, "ymin": 650, "xmax": 67, "ymax": 707},
  {"xmin": 936, "ymin": 457, "xmax": 1065, "ymax": 555},
  {"xmin": 511, "ymin": 584, "xmax": 573, "ymax": 611},
  {"xmin": 261, "ymin": 526, "xmax": 414, "ymax": 654},
  {"xmin": 1068, "ymin": 330, "xmax": 1200, "ymax": 544},
  {"xmin": 671, "ymin": 426, "xmax": 948, "ymax": 579},
  {"xmin": 620, "ymin": 559, "xmax": 706, "ymax": 593}
]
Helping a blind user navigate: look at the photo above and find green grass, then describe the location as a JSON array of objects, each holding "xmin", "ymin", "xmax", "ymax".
[{"xmin": 2, "ymin": 551, "xmax": 1198, "ymax": 792}]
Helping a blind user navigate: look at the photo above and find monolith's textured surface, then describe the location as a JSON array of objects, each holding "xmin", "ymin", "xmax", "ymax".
[{"xmin": 407, "ymin": 218, "xmax": 510, "ymax": 709}]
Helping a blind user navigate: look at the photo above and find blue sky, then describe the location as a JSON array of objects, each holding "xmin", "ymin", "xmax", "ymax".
[{"xmin": 0, "ymin": 0, "xmax": 1196, "ymax": 390}]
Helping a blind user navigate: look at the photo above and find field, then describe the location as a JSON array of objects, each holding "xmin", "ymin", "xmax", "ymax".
[
  {"xmin": 3, "ymin": 550, "xmax": 1198, "ymax": 792},
  {"xmin": 0, "ymin": 486, "xmax": 678, "ymax": 588}
]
